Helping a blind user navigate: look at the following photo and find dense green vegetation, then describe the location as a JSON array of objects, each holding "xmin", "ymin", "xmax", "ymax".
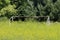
[
  {"xmin": 0, "ymin": 0, "xmax": 60, "ymax": 21},
  {"xmin": 0, "ymin": 0, "xmax": 60, "ymax": 40}
]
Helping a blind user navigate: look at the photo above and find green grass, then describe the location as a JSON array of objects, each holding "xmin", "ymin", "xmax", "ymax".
[{"xmin": 0, "ymin": 21, "xmax": 60, "ymax": 40}]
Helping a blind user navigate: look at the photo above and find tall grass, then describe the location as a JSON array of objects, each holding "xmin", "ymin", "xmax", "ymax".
[{"xmin": 0, "ymin": 21, "xmax": 60, "ymax": 40}]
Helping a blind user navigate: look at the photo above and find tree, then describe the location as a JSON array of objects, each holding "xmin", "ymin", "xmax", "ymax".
[
  {"xmin": 0, "ymin": 0, "xmax": 59, "ymax": 21},
  {"xmin": 0, "ymin": 4, "xmax": 17, "ymax": 18}
]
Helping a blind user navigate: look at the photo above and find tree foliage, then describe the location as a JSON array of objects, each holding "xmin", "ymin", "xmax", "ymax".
[{"xmin": 0, "ymin": 0, "xmax": 60, "ymax": 21}]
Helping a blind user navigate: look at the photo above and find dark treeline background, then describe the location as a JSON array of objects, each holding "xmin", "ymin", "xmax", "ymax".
[{"xmin": 0, "ymin": 0, "xmax": 60, "ymax": 21}]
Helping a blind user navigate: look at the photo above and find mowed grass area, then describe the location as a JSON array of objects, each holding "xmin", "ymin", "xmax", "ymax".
[{"xmin": 0, "ymin": 21, "xmax": 60, "ymax": 40}]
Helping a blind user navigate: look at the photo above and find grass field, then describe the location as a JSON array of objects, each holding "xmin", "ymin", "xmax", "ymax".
[{"xmin": 0, "ymin": 21, "xmax": 60, "ymax": 40}]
